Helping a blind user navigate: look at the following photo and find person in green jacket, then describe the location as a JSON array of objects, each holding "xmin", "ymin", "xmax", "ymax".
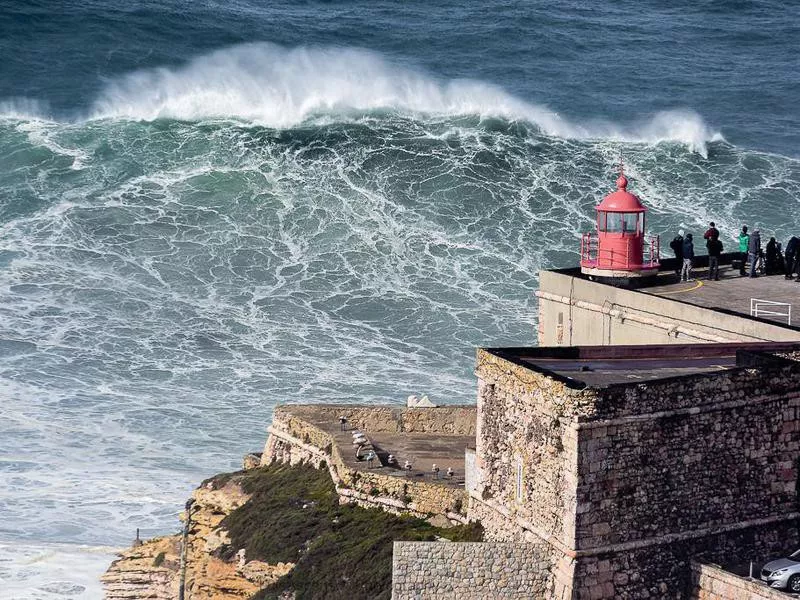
[{"xmin": 738, "ymin": 225, "xmax": 750, "ymax": 276}]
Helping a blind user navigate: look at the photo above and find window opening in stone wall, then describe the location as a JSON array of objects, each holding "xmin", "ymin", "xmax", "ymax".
[{"xmin": 516, "ymin": 457, "xmax": 523, "ymax": 502}]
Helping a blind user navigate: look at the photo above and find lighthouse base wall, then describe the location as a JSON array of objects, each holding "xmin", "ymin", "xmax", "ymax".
[{"xmin": 536, "ymin": 269, "xmax": 800, "ymax": 346}]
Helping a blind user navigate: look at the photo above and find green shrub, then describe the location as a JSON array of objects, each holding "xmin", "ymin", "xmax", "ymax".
[
  {"xmin": 213, "ymin": 462, "xmax": 482, "ymax": 600},
  {"xmin": 153, "ymin": 552, "xmax": 166, "ymax": 567}
]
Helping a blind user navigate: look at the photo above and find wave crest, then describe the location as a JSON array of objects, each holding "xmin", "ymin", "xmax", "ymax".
[
  {"xmin": 15, "ymin": 43, "xmax": 719, "ymax": 155},
  {"xmin": 0, "ymin": 98, "xmax": 51, "ymax": 121}
]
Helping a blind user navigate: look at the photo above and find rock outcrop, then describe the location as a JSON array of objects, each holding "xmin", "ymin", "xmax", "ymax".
[
  {"xmin": 102, "ymin": 458, "xmax": 293, "ymax": 600},
  {"xmin": 102, "ymin": 535, "xmax": 180, "ymax": 600}
]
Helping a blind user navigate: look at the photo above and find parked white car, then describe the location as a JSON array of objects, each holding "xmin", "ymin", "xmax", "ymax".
[{"xmin": 761, "ymin": 550, "xmax": 800, "ymax": 592}]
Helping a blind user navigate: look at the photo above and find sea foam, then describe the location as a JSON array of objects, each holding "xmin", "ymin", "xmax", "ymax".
[{"xmin": 88, "ymin": 43, "xmax": 720, "ymax": 155}]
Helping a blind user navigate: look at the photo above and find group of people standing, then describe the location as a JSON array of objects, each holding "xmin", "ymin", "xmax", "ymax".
[
  {"xmin": 669, "ymin": 222, "xmax": 724, "ymax": 282},
  {"xmin": 669, "ymin": 223, "xmax": 800, "ymax": 282}
]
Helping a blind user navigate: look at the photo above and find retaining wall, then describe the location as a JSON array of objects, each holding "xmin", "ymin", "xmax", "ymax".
[
  {"xmin": 391, "ymin": 541, "xmax": 552, "ymax": 599},
  {"xmin": 690, "ymin": 561, "xmax": 787, "ymax": 599}
]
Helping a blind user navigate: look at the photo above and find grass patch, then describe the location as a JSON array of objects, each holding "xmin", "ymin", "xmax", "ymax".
[{"xmin": 215, "ymin": 462, "xmax": 482, "ymax": 600}]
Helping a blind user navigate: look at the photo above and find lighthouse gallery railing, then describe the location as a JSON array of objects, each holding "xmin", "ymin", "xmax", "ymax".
[{"xmin": 580, "ymin": 233, "xmax": 660, "ymax": 270}]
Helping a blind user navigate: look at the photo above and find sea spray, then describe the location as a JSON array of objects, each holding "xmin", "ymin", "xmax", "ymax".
[{"xmin": 84, "ymin": 44, "xmax": 722, "ymax": 155}]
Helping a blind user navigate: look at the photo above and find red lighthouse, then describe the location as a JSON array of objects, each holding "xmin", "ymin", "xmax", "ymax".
[{"xmin": 580, "ymin": 170, "xmax": 660, "ymax": 279}]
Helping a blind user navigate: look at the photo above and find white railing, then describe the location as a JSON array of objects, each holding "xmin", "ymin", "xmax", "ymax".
[{"xmin": 750, "ymin": 298, "xmax": 792, "ymax": 325}]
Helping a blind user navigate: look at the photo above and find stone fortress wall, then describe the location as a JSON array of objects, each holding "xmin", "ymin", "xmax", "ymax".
[
  {"xmin": 468, "ymin": 346, "xmax": 800, "ymax": 599},
  {"xmin": 262, "ymin": 404, "xmax": 474, "ymax": 523},
  {"xmin": 391, "ymin": 541, "xmax": 553, "ymax": 599}
]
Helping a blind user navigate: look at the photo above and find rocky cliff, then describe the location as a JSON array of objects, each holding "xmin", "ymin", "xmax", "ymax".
[
  {"xmin": 102, "ymin": 461, "xmax": 294, "ymax": 600},
  {"xmin": 102, "ymin": 457, "xmax": 481, "ymax": 600}
]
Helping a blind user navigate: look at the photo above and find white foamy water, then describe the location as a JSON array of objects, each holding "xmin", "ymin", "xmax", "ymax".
[
  {"xmin": 85, "ymin": 44, "xmax": 722, "ymax": 155},
  {"xmin": 0, "ymin": 543, "xmax": 114, "ymax": 599}
]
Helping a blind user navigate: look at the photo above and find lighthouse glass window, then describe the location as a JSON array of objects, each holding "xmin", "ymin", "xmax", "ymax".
[
  {"xmin": 622, "ymin": 212, "xmax": 641, "ymax": 234},
  {"xmin": 600, "ymin": 212, "xmax": 640, "ymax": 234}
]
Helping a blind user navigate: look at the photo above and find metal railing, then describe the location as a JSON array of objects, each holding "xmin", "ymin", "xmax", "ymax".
[
  {"xmin": 580, "ymin": 233, "xmax": 660, "ymax": 269},
  {"xmin": 750, "ymin": 299, "xmax": 792, "ymax": 325}
]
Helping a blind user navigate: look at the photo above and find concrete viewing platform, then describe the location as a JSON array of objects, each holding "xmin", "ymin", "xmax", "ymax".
[
  {"xmin": 537, "ymin": 254, "xmax": 800, "ymax": 348},
  {"xmin": 642, "ymin": 265, "xmax": 798, "ymax": 328}
]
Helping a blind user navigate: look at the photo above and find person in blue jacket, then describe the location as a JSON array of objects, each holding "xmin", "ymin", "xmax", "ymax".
[{"xmin": 681, "ymin": 233, "xmax": 695, "ymax": 282}]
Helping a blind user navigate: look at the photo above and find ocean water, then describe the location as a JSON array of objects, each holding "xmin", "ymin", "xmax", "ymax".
[{"xmin": 0, "ymin": 1, "xmax": 798, "ymax": 597}]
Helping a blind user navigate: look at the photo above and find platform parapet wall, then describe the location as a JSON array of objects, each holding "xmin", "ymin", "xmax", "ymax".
[
  {"xmin": 266, "ymin": 404, "xmax": 477, "ymax": 435},
  {"xmin": 690, "ymin": 561, "xmax": 788, "ymax": 600},
  {"xmin": 263, "ymin": 405, "xmax": 470, "ymax": 525},
  {"xmin": 391, "ymin": 541, "xmax": 554, "ymax": 600},
  {"xmin": 536, "ymin": 269, "xmax": 800, "ymax": 346}
]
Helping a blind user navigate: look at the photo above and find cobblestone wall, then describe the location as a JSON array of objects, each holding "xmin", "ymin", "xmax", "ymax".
[
  {"xmin": 690, "ymin": 561, "xmax": 787, "ymax": 600},
  {"xmin": 571, "ymin": 520, "xmax": 800, "ymax": 599},
  {"xmin": 391, "ymin": 541, "xmax": 552, "ymax": 599}
]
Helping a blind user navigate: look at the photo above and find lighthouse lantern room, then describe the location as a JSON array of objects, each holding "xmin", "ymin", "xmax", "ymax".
[{"xmin": 580, "ymin": 169, "xmax": 660, "ymax": 279}]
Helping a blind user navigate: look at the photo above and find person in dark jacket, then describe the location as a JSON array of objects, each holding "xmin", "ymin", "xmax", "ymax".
[
  {"xmin": 681, "ymin": 233, "xmax": 695, "ymax": 282},
  {"xmin": 707, "ymin": 237, "xmax": 723, "ymax": 281},
  {"xmin": 703, "ymin": 222, "xmax": 720, "ymax": 245},
  {"xmin": 748, "ymin": 229, "xmax": 762, "ymax": 278},
  {"xmin": 765, "ymin": 237, "xmax": 779, "ymax": 275},
  {"xmin": 669, "ymin": 230, "xmax": 685, "ymax": 277},
  {"xmin": 786, "ymin": 236, "xmax": 799, "ymax": 280}
]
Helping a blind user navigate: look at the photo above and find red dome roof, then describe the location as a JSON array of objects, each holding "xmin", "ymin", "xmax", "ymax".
[{"xmin": 596, "ymin": 173, "xmax": 647, "ymax": 213}]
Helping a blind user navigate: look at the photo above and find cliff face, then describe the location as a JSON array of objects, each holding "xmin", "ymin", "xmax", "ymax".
[
  {"xmin": 102, "ymin": 463, "xmax": 292, "ymax": 600},
  {"xmin": 102, "ymin": 535, "xmax": 180, "ymax": 600},
  {"xmin": 102, "ymin": 406, "xmax": 482, "ymax": 600}
]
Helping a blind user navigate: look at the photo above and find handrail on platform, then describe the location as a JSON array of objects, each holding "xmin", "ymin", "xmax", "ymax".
[{"xmin": 750, "ymin": 298, "xmax": 792, "ymax": 325}]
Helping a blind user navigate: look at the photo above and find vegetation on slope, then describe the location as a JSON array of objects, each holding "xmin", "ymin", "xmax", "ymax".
[{"xmin": 211, "ymin": 462, "xmax": 483, "ymax": 600}]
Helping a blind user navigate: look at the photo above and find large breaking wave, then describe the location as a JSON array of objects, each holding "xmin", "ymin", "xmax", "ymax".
[{"xmin": 3, "ymin": 43, "xmax": 722, "ymax": 155}]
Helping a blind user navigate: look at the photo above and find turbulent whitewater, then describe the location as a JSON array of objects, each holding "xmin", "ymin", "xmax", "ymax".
[
  {"xmin": 1, "ymin": 2, "xmax": 800, "ymax": 597},
  {"xmin": 86, "ymin": 44, "xmax": 722, "ymax": 156}
]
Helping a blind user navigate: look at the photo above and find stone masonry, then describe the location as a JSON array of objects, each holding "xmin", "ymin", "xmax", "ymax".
[
  {"xmin": 470, "ymin": 344, "xmax": 800, "ymax": 599},
  {"xmin": 690, "ymin": 561, "xmax": 787, "ymax": 600},
  {"xmin": 391, "ymin": 541, "xmax": 552, "ymax": 599}
]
